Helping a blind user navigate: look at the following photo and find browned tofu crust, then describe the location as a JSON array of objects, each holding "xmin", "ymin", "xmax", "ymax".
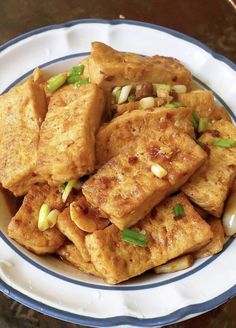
[
  {"xmin": 8, "ymin": 184, "xmax": 66, "ymax": 255},
  {"xmin": 84, "ymin": 122, "xmax": 207, "ymax": 229},
  {"xmin": 96, "ymin": 107, "xmax": 195, "ymax": 166},
  {"xmin": 36, "ymin": 84, "xmax": 105, "ymax": 185},
  {"xmin": 0, "ymin": 78, "xmax": 47, "ymax": 196},
  {"xmin": 182, "ymin": 120, "xmax": 236, "ymax": 217},
  {"xmin": 177, "ymin": 90, "xmax": 231, "ymax": 121},
  {"xmin": 193, "ymin": 217, "xmax": 225, "ymax": 259},
  {"xmin": 85, "ymin": 193, "xmax": 213, "ymax": 284},
  {"xmin": 88, "ymin": 42, "xmax": 192, "ymax": 90},
  {"xmin": 57, "ymin": 243, "xmax": 103, "ymax": 278}
]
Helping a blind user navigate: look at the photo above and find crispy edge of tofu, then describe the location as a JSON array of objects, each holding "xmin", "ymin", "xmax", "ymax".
[
  {"xmin": 182, "ymin": 120, "xmax": 236, "ymax": 217},
  {"xmin": 88, "ymin": 42, "xmax": 192, "ymax": 90},
  {"xmin": 7, "ymin": 184, "xmax": 66, "ymax": 255},
  {"xmin": 85, "ymin": 193, "xmax": 213, "ymax": 284},
  {"xmin": 36, "ymin": 83, "xmax": 105, "ymax": 185},
  {"xmin": 177, "ymin": 90, "xmax": 232, "ymax": 122},
  {"xmin": 96, "ymin": 107, "xmax": 195, "ymax": 166},
  {"xmin": 193, "ymin": 217, "xmax": 225, "ymax": 259},
  {"xmin": 56, "ymin": 243, "xmax": 103, "ymax": 278},
  {"xmin": 0, "ymin": 77, "xmax": 47, "ymax": 195},
  {"xmin": 85, "ymin": 122, "xmax": 207, "ymax": 229}
]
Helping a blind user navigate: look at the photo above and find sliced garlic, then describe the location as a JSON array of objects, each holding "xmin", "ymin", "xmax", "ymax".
[
  {"xmin": 172, "ymin": 84, "xmax": 187, "ymax": 94},
  {"xmin": 151, "ymin": 164, "xmax": 167, "ymax": 178},
  {"xmin": 139, "ymin": 97, "xmax": 155, "ymax": 109},
  {"xmin": 222, "ymin": 192, "xmax": 236, "ymax": 236},
  {"xmin": 70, "ymin": 202, "xmax": 97, "ymax": 233}
]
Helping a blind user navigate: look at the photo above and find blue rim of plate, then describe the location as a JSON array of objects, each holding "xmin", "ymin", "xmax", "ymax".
[{"xmin": 0, "ymin": 18, "xmax": 236, "ymax": 327}]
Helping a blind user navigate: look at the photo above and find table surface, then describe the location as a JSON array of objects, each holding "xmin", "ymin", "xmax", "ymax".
[{"xmin": 0, "ymin": 0, "xmax": 236, "ymax": 327}]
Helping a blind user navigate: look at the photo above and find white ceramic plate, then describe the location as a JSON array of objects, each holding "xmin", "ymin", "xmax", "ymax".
[{"xmin": 0, "ymin": 19, "xmax": 236, "ymax": 328}]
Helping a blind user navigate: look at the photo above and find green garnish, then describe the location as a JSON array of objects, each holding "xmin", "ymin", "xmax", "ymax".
[
  {"xmin": 115, "ymin": 89, "xmax": 121, "ymax": 104},
  {"xmin": 62, "ymin": 179, "xmax": 77, "ymax": 202},
  {"xmin": 173, "ymin": 203, "xmax": 185, "ymax": 217},
  {"xmin": 68, "ymin": 65, "xmax": 85, "ymax": 76},
  {"xmin": 121, "ymin": 229, "xmax": 148, "ymax": 247},
  {"xmin": 59, "ymin": 182, "xmax": 67, "ymax": 190},
  {"xmin": 198, "ymin": 117, "xmax": 210, "ymax": 134},
  {"xmin": 128, "ymin": 95, "xmax": 135, "ymax": 102},
  {"xmin": 212, "ymin": 138, "xmax": 236, "ymax": 148},
  {"xmin": 192, "ymin": 112, "xmax": 200, "ymax": 130},
  {"xmin": 46, "ymin": 73, "xmax": 67, "ymax": 93},
  {"xmin": 74, "ymin": 77, "xmax": 90, "ymax": 88},
  {"xmin": 165, "ymin": 102, "xmax": 184, "ymax": 109},
  {"xmin": 67, "ymin": 75, "xmax": 83, "ymax": 84}
]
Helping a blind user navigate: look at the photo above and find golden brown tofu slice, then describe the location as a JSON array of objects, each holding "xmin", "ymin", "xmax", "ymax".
[
  {"xmin": 8, "ymin": 184, "xmax": 66, "ymax": 255},
  {"xmin": 177, "ymin": 90, "xmax": 231, "ymax": 121},
  {"xmin": 84, "ymin": 122, "xmax": 207, "ymax": 229},
  {"xmin": 37, "ymin": 84, "xmax": 105, "ymax": 185},
  {"xmin": 182, "ymin": 120, "xmax": 236, "ymax": 217},
  {"xmin": 88, "ymin": 42, "xmax": 192, "ymax": 90},
  {"xmin": 57, "ymin": 243, "xmax": 103, "ymax": 278},
  {"xmin": 96, "ymin": 107, "xmax": 195, "ymax": 166},
  {"xmin": 193, "ymin": 217, "xmax": 225, "ymax": 258},
  {"xmin": 86, "ymin": 193, "xmax": 213, "ymax": 284},
  {"xmin": 0, "ymin": 78, "xmax": 47, "ymax": 196}
]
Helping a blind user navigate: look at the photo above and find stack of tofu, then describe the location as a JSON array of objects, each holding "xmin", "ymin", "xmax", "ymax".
[{"xmin": 2, "ymin": 42, "xmax": 235, "ymax": 284}]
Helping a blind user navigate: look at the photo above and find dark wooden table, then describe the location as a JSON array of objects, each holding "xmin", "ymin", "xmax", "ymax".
[{"xmin": 0, "ymin": 0, "xmax": 236, "ymax": 327}]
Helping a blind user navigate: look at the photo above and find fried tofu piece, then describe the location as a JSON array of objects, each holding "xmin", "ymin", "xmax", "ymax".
[
  {"xmin": 182, "ymin": 120, "xmax": 236, "ymax": 217},
  {"xmin": 96, "ymin": 107, "xmax": 195, "ymax": 166},
  {"xmin": 86, "ymin": 193, "xmax": 213, "ymax": 284},
  {"xmin": 57, "ymin": 243, "xmax": 102, "ymax": 278},
  {"xmin": 84, "ymin": 122, "xmax": 207, "ymax": 229},
  {"xmin": 0, "ymin": 78, "xmax": 47, "ymax": 196},
  {"xmin": 8, "ymin": 184, "xmax": 66, "ymax": 255},
  {"xmin": 177, "ymin": 90, "xmax": 231, "ymax": 121},
  {"xmin": 193, "ymin": 217, "xmax": 225, "ymax": 258},
  {"xmin": 37, "ymin": 84, "xmax": 105, "ymax": 185},
  {"xmin": 57, "ymin": 207, "xmax": 91, "ymax": 262},
  {"xmin": 88, "ymin": 42, "xmax": 192, "ymax": 90}
]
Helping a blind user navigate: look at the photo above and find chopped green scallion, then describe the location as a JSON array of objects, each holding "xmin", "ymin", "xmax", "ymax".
[
  {"xmin": 173, "ymin": 203, "xmax": 185, "ymax": 217},
  {"xmin": 212, "ymin": 138, "xmax": 236, "ymax": 148},
  {"xmin": 165, "ymin": 102, "xmax": 184, "ymax": 109},
  {"xmin": 192, "ymin": 112, "xmax": 200, "ymax": 130},
  {"xmin": 62, "ymin": 179, "xmax": 77, "ymax": 202},
  {"xmin": 68, "ymin": 65, "xmax": 85, "ymax": 76},
  {"xmin": 67, "ymin": 75, "xmax": 83, "ymax": 84},
  {"xmin": 121, "ymin": 229, "xmax": 148, "ymax": 247},
  {"xmin": 198, "ymin": 117, "xmax": 210, "ymax": 134},
  {"xmin": 59, "ymin": 182, "xmax": 67, "ymax": 190},
  {"xmin": 128, "ymin": 95, "xmax": 135, "ymax": 102},
  {"xmin": 115, "ymin": 89, "xmax": 121, "ymax": 104},
  {"xmin": 74, "ymin": 77, "xmax": 89, "ymax": 88},
  {"xmin": 47, "ymin": 73, "xmax": 67, "ymax": 93}
]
